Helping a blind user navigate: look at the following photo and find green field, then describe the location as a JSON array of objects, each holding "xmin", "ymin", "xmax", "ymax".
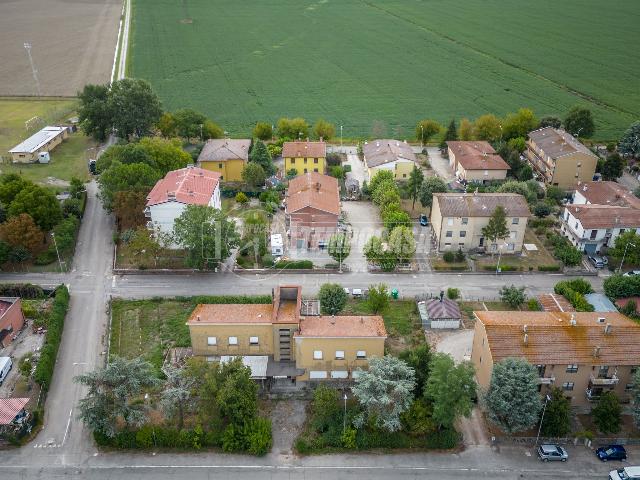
[{"xmin": 130, "ymin": 0, "xmax": 639, "ymax": 140}]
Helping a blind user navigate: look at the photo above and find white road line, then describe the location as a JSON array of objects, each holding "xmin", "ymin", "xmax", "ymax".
[
  {"xmin": 61, "ymin": 408, "xmax": 72, "ymax": 446},
  {"xmin": 110, "ymin": 1, "xmax": 125, "ymax": 84},
  {"xmin": 117, "ymin": 0, "xmax": 131, "ymax": 80}
]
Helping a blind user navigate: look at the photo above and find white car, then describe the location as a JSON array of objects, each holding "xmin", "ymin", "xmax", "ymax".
[{"xmin": 623, "ymin": 271, "xmax": 640, "ymax": 277}]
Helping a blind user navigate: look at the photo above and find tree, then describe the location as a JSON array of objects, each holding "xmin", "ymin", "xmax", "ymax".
[
  {"xmin": 75, "ymin": 356, "xmax": 160, "ymax": 437},
  {"xmin": 539, "ymin": 116, "xmax": 562, "ymax": 129},
  {"xmin": 8, "ymin": 184, "xmax": 63, "ymax": 231},
  {"xmin": 481, "ymin": 206, "xmax": 510, "ymax": 251},
  {"xmin": 239, "ymin": 210, "xmax": 268, "ymax": 262},
  {"xmin": 78, "ymin": 84, "xmax": 112, "ymax": 141},
  {"xmin": 564, "ymin": 105, "xmax": 595, "ymax": 138},
  {"xmin": 484, "ymin": 358, "xmax": 542, "ymax": 434},
  {"xmin": 499, "ymin": 284, "xmax": 526, "ymax": 308},
  {"xmin": 368, "ymin": 170, "xmax": 395, "ymax": 194},
  {"xmin": 366, "ymin": 283, "xmax": 389, "ymax": 314},
  {"xmin": 541, "ymin": 387, "xmax": 571, "ymax": 437},
  {"xmin": 388, "ymin": 225, "xmax": 416, "ymax": 263},
  {"xmin": 313, "ymin": 119, "xmax": 336, "ymax": 140},
  {"xmin": 127, "ymin": 227, "xmax": 163, "ymax": 268},
  {"xmin": 108, "ymin": 78, "xmax": 163, "ymax": 139},
  {"xmin": 619, "ymin": 121, "xmax": 640, "ymax": 157},
  {"xmin": 330, "ymin": 166, "xmax": 345, "ymax": 180},
  {"xmin": 0, "ymin": 214, "xmax": 44, "ymax": 253},
  {"xmin": 98, "ymin": 162, "xmax": 162, "ymax": 211},
  {"xmin": 458, "ymin": 118, "xmax": 474, "ymax": 141},
  {"xmin": 407, "ymin": 166, "xmax": 424, "ymax": 209},
  {"xmin": 383, "ymin": 209, "xmax": 411, "ymax": 231},
  {"xmin": 113, "ymin": 191, "xmax": 148, "ymax": 231},
  {"xmin": 534, "ymin": 202, "xmax": 551, "ymax": 218},
  {"xmin": 242, "ymin": 162, "xmax": 266, "ymax": 188},
  {"xmin": 507, "ymin": 137, "xmax": 527, "ymax": 153},
  {"xmin": 216, "ymin": 358, "xmax": 259, "ymax": 426},
  {"xmin": 592, "ymin": 391, "xmax": 622, "ymax": 434},
  {"xmin": 137, "ymin": 137, "xmax": 192, "ymax": 174},
  {"xmin": 311, "ymin": 384, "xmax": 340, "ymax": 430},
  {"xmin": 52, "ymin": 216, "xmax": 80, "ymax": 252},
  {"xmin": 318, "ymin": 283, "xmax": 348, "ymax": 315},
  {"xmin": 235, "ymin": 192, "xmax": 249, "ymax": 205},
  {"xmin": 474, "ymin": 114, "xmax": 502, "ymax": 142},
  {"xmin": 172, "ymin": 108, "xmax": 222, "ymax": 139},
  {"xmin": 328, "ymin": 232, "xmax": 350, "ymax": 272},
  {"xmin": 415, "ymin": 119, "xmax": 441, "ymax": 143},
  {"xmin": 160, "ymin": 365, "xmax": 196, "ymax": 430},
  {"xmin": 352, "ymin": 356, "xmax": 416, "ymax": 432},
  {"xmin": 0, "ymin": 240, "xmax": 11, "ymax": 265},
  {"xmin": 249, "ymin": 140, "xmax": 275, "ymax": 175},
  {"xmin": 157, "ymin": 112, "xmax": 177, "ymax": 137},
  {"xmin": 0, "ymin": 174, "xmax": 32, "ymax": 206},
  {"xmin": 253, "ymin": 122, "xmax": 273, "ymax": 141},
  {"xmin": 419, "ymin": 176, "xmax": 448, "ymax": 209},
  {"xmin": 173, "ymin": 205, "xmax": 239, "ymax": 269},
  {"xmin": 439, "ymin": 119, "xmax": 457, "ymax": 150},
  {"xmin": 276, "ymin": 117, "xmax": 309, "ymax": 139},
  {"xmin": 631, "ymin": 369, "xmax": 640, "ymax": 428},
  {"xmin": 601, "ymin": 152, "xmax": 624, "ymax": 181},
  {"xmin": 424, "ymin": 353, "xmax": 476, "ymax": 429},
  {"xmin": 202, "ymin": 120, "xmax": 224, "ymax": 140},
  {"xmin": 398, "ymin": 345, "xmax": 431, "ymax": 397},
  {"xmin": 502, "ymin": 108, "xmax": 538, "ymax": 140},
  {"xmin": 609, "ymin": 231, "xmax": 640, "ymax": 266},
  {"xmin": 372, "ymin": 183, "xmax": 400, "ymax": 206}
]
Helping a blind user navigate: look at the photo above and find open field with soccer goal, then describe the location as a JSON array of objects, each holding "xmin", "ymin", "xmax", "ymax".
[{"xmin": 129, "ymin": 0, "xmax": 639, "ymax": 141}]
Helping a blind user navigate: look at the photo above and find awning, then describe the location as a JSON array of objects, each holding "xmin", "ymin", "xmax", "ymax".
[{"xmin": 220, "ymin": 355, "xmax": 268, "ymax": 379}]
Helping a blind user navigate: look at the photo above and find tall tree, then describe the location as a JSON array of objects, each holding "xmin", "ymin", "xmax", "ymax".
[
  {"xmin": 592, "ymin": 391, "xmax": 622, "ymax": 434},
  {"xmin": 108, "ymin": 78, "xmax": 163, "ymax": 139},
  {"xmin": 127, "ymin": 227, "xmax": 163, "ymax": 268},
  {"xmin": 78, "ymin": 84, "xmax": 112, "ymax": 141},
  {"xmin": 601, "ymin": 152, "xmax": 624, "ymax": 180},
  {"xmin": 541, "ymin": 387, "xmax": 571, "ymax": 437},
  {"xmin": 458, "ymin": 118, "xmax": 474, "ymax": 141},
  {"xmin": 419, "ymin": 176, "xmax": 448, "ymax": 209},
  {"xmin": 242, "ymin": 162, "xmax": 266, "ymax": 188},
  {"xmin": 157, "ymin": 112, "xmax": 177, "ymax": 137},
  {"xmin": 313, "ymin": 119, "xmax": 336, "ymax": 140},
  {"xmin": 253, "ymin": 122, "xmax": 273, "ymax": 141},
  {"xmin": 216, "ymin": 358, "xmax": 259, "ymax": 426},
  {"xmin": 276, "ymin": 117, "xmax": 309, "ymax": 139},
  {"xmin": 439, "ymin": 119, "xmax": 458, "ymax": 150},
  {"xmin": 172, "ymin": 108, "xmax": 222, "ymax": 139},
  {"xmin": 172, "ymin": 205, "xmax": 239, "ymax": 269},
  {"xmin": 98, "ymin": 162, "xmax": 162, "ymax": 211},
  {"xmin": 368, "ymin": 170, "xmax": 395, "ymax": 194},
  {"xmin": 539, "ymin": 116, "xmax": 562, "ymax": 129},
  {"xmin": 474, "ymin": 114, "xmax": 502, "ymax": 142},
  {"xmin": 352, "ymin": 356, "xmax": 416, "ymax": 432},
  {"xmin": 481, "ymin": 206, "xmax": 510, "ymax": 252},
  {"xmin": 502, "ymin": 108, "xmax": 538, "ymax": 140},
  {"xmin": 0, "ymin": 213, "xmax": 44, "ymax": 253},
  {"xmin": 160, "ymin": 365, "xmax": 196, "ymax": 430},
  {"xmin": 609, "ymin": 231, "xmax": 640, "ymax": 266},
  {"xmin": 0, "ymin": 174, "xmax": 32, "ymax": 206},
  {"xmin": 407, "ymin": 166, "xmax": 424, "ymax": 209},
  {"xmin": 388, "ymin": 225, "xmax": 416, "ymax": 263},
  {"xmin": 499, "ymin": 284, "xmax": 526, "ymax": 308},
  {"xmin": 75, "ymin": 356, "xmax": 160, "ymax": 437},
  {"xmin": 631, "ymin": 369, "xmax": 640, "ymax": 428},
  {"xmin": 318, "ymin": 282, "xmax": 348, "ymax": 315},
  {"xmin": 564, "ymin": 106, "xmax": 595, "ymax": 138},
  {"xmin": 619, "ymin": 121, "xmax": 640, "ymax": 158},
  {"xmin": 113, "ymin": 191, "xmax": 148, "ymax": 231},
  {"xmin": 398, "ymin": 344, "xmax": 432, "ymax": 397},
  {"xmin": 484, "ymin": 358, "xmax": 542, "ymax": 434},
  {"xmin": 328, "ymin": 232, "xmax": 350, "ymax": 272},
  {"xmin": 7, "ymin": 184, "xmax": 62, "ymax": 231},
  {"xmin": 424, "ymin": 353, "xmax": 476, "ymax": 429},
  {"xmin": 366, "ymin": 283, "xmax": 390, "ymax": 314},
  {"xmin": 249, "ymin": 140, "xmax": 275, "ymax": 175},
  {"xmin": 415, "ymin": 119, "xmax": 441, "ymax": 143}
]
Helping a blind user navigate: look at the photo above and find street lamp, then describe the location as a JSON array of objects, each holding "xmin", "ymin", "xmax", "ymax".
[
  {"xmin": 495, "ymin": 243, "xmax": 504, "ymax": 275},
  {"xmin": 618, "ymin": 242, "xmax": 636, "ymax": 273},
  {"xmin": 340, "ymin": 125, "xmax": 343, "ymax": 150},
  {"xmin": 50, "ymin": 232, "xmax": 63, "ymax": 273},
  {"xmin": 343, "ymin": 393, "xmax": 348, "ymax": 433},
  {"xmin": 421, "ymin": 124, "xmax": 424, "ymax": 148},
  {"xmin": 535, "ymin": 394, "xmax": 552, "ymax": 446}
]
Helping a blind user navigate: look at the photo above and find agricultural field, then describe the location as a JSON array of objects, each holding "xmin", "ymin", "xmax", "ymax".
[
  {"xmin": 0, "ymin": 0, "xmax": 121, "ymax": 96},
  {"xmin": 130, "ymin": 0, "xmax": 639, "ymax": 140}
]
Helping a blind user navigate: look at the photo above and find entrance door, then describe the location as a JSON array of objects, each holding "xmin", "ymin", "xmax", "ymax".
[{"xmin": 479, "ymin": 237, "xmax": 484, "ymax": 247}]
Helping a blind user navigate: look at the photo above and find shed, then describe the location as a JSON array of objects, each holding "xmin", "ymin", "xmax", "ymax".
[
  {"xmin": 585, "ymin": 293, "xmax": 618, "ymax": 313},
  {"xmin": 418, "ymin": 298, "xmax": 461, "ymax": 329}
]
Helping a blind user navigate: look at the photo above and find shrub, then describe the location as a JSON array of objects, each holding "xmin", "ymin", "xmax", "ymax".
[
  {"xmin": 555, "ymin": 278, "xmax": 593, "ymax": 295},
  {"xmin": 135, "ymin": 425, "xmax": 155, "ymax": 448},
  {"xmin": 34, "ymin": 249, "xmax": 57, "ymax": 266},
  {"xmin": 621, "ymin": 300, "xmax": 637, "ymax": 316},
  {"xmin": 604, "ymin": 274, "xmax": 640, "ymax": 299},
  {"xmin": 318, "ymin": 283, "xmax": 348, "ymax": 315},
  {"xmin": 235, "ymin": 192, "xmax": 249, "ymax": 205},
  {"xmin": 555, "ymin": 279, "xmax": 594, "ymax": 311},
  {"xmin": 482, "ymin": 265, "xmax": 519, "ymax": 271},
  {"xmin": 341, "ymin": 426, "xmax": 357, "ymax": 449},
  {"xmin": 538, "ymin": 264, "xmax": 561, "ymax": 271},
  {"xmin": 443, "ymin": 251, "xmax": 455, "ymax": 263},
  {"xmin": 222, "ymin": 423, "xmax": 245, "ymax": 452},
  {"xmin": 294, "ymin": 437, "xmax": 311, "ymax": 454},
  {"xmin": 446, "ymin": 288, "xmax": 460, "ymax": 300},
  {"xmin": 455, "ymin": 248, "xmax": 465, "ymax": 262},
  {"xmin": 0, "ymin": 283, "xmax": 44, "ymax": 298},
  {"xmin": 245, "ymin": 417, "xmax": 272, "ymax": 456},
  {"xmin": 424, "ymin": 429, "xmax": 461, "ymax": 449},
  {"xmin": 277, "ymin": 259, "xmax": 313, "ymax": 269},
  {"xmin": 527, "ymin": 298, "xmax": 542, "ymax": 311}
]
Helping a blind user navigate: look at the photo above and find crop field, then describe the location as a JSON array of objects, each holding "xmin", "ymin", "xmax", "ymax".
[{"xmin": 130, "ymin": 0, "xmax": 639, "ymax": 140}]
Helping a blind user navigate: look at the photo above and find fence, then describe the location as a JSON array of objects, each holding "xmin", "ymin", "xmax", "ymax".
[{"xmin": 497, "ymin": 435, "xmax": 640, "ymax": 447}]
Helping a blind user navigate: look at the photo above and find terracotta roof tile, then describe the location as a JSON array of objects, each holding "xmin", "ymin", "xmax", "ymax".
[
  {"xmin": 282, "ymin": 141, "xmax": 326, "ymax": 158},
  {"xmin": 286, "ymin": 172, "xmax": 340, "ymax": 216},
  {"xmin": 565, "ymin": 204, "xmax": 640, "ymax": 229},
  {"xmin": 575, "ymin": 181, "xmax": 640, "ymax": 209},
  {"xmin": 187, "ymin": 304, "xmax": 273, "ymax": 324},
  {"xmin": 433, "ymin": 193, "xmax": 530, "ymax": 218},
  {"xmin": 197, "ymin": 139, "xmax": 251, "ymax": 162},
  {"xmin": 363, "ymin": 139, "xmax": 417, "ymax": 167},
  {"xmin": 0, "ymin": 398, "xmax": 29, "ymax": 425},
  {"xmin": 537, "ymin": 294, "xmax": 575, "ymax": 312},
  {"xmin": 295, "ymin": 315, "xmax": 387, "ymax": 338},
  {"xmin": 146, "ymin": 167, "xmax": 220, "ymax": 207},
  {"xmin": 447, "ymin": 141, "xmax": 510, "ymax": 171}
]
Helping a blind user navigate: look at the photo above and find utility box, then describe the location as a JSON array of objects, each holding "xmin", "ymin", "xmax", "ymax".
[
  {"xmin": 38, "ymin": 151, "xmax": 50, "ymax": 164},
  {"xmin": 271, "ymin": 234, "xmax": 283, "ymax": 256}
]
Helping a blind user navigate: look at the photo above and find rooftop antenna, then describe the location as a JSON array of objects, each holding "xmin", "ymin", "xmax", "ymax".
[{"xmin": 23, "ymin": 42, "xmax": 42, "ymax": 97}]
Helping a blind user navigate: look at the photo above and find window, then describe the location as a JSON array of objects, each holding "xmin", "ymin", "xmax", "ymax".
[
  {"xmin": 575, "ymin": 222, "xmax": 579, "ymax": 229},
  {"xmin": 459, "ymin": 231, "xmax": 466, "ymax": 238},
  {"xmin": 291, "ymin": 158, "xmax": 296, "ymax": 164},
  {"xmin": 461, "ymin": 218, "xmax": 468, "ymax": 225},
  {"xmin": 331, "ymin": 371, "xmax": 348, "ymax": 379},
  {"xmin": 207, "ymin": 336, "xmax": 217, "ymax": 346},
  {"xmin": 351, "ymin": 370, "xmax": 363, "ymax": 379},
  {"xmin": 566, "ymin": 364, "xmax": 578, "ymax": 373},
  {"xmin": 626, "ymin": 383, "xmax": 634, "ymax": 392},
  {"xmin": 335, "ymin": 350, "xmax": 345, "ymax": 360},
  {"xmin": 510, "ymin": 231, "xmax": 516, "ymax": 239},
  {"xmin": 304, "ymin": 158, "xmax": 308, "ymax": 164},
  {"xmin": 220, "ymin": 176, "xmax": 224, "ymax": 180},
  {"xmin": 598, "ymin": 365, "xmax": 610, "ymax": 377},
  {"xmin": 314, "ymin": 158, "xmax": 318, "ymax": 164},
  {"xmin": 590, "ymin": 229, "xmax": 597, "ymax": 240},
  {"xmin": 218, "ymin": 163, "xmax": 223, "ymax": 169},
  {"xmin": 620, "ymin": 229, "xmax": 626, "ymax": 234},
  {"xmin": 444, "ymin": 242, "xmax": 451, "ymax": 247},
  {"xmin": 562, "ymin": 382, "xmax": 575, "ymax": 391},
  {"xmin": 402, "ymin": 173, "xmax": 407, "ymax": 178},
  {"xmin": 512, "ymin": 218, "xmax": 519, "ymax": 225},
  {"xmin": 228, "ymin": 336, "xmax": 238, "ymax": 345},
  {"xmin": 310, "ymin": 371, "xmax": 327, "ymax": 379},
  {"xmin": 459, "ymin": 242, "xmax": 465, "ymax": 246},
  {"xmin": 313, "ymin": 350, "xmax": 323, "ymax": 360},
  {"xmin": 507, "ymin": 243, "xmax": 515, "ymax": 251},
  {"xmin": 356, "ymin": 350, "xmax": 366, "ymax": 359},
  {"xmin": 446, "ymin": 231, "xmax": 453, "ymax": 238},
  {"xmin": 314, "ymin": 168, "xmax": 318, "ymax": 172},
  {"xmin": 249, "ymin": 336, "xmax": 259, "ymax": 345},
  {"xmin": 447, "ymin": 218, "xmax": 454, "ymax": 226},
  {"xmin": 632, "ymin": 366, "xmax": 639, "ymax": 375},
  {"xmin": 304, "ymin": 168, "xmax": 308, "ymax": 173}
]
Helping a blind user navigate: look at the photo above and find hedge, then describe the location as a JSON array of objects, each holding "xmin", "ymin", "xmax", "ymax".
[
  {"xmin": 554, "ymin": 279, "xmax": 594, "ymax": 312},
  {"xmin": 33, "ymin": 285, "xmax": 69, "ymax": 392},
  {"xmin": 604, "ymin": 274, "xmax": 640, "ymax": 299},
  {"xmin": 0, "ymin": 283, "xmax": 44, "ymax": 299},
  {"xmin": 538, "ymin": 265, "xmax": 561, "ymax": 272},
  {"xmin": 173, "ymin": 295, "xmax": 272, "ymax": 305},
  {"xmin": 277, "ymin": 260, "xmax": 313, "ymax": 269},
  {"xmin": 482, "ymin": 265, "xmax": 520, "ymax": 272},
  {"xmin": 433, "ymin": 265, "xmax": 467, "ymax": 271}
]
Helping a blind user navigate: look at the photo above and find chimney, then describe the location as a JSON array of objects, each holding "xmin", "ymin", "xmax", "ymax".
[
  {"xmin": 570, "ymin": 314, "xmax": 576, "ymax": 326},
  {"xmin": 439, "ymin": 290, "xmax": 444, "ymax": 302},
  {"xmin": 523, "ymin": 333, "xmax": 529, "ymax": 345},
  {"xmin": 604, "ymin": 323, "xmax": 612, "ymax": 335},
  {"xmin": 597, "ymin": 317, "xmax": 606, "ymax": 324},
  {"xmin": 523, "ymin": 324, "xmax": 528, "ymax": 333},
  {"xmin": 330, "ymin": 315, "xmax": 335, "ymax": 325},
  {"xmin": 315, "ymin": 182, "xmax": 321, "ymax": 191},
  {"xmin": 583, "ymin": 184, "xmax": 587, "ymax": 191},
  {"xmin": 593, "ymin": 346, "xmax": 601, "ymax": 358},
  {"xmin": 360, "ymin": 316, "xmax": 364, "ymax": 324}
]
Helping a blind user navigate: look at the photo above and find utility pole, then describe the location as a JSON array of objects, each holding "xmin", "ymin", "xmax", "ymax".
[
  {"xmin": 618, "ymin": 242, "xmax": 636, "ymax": 273},
  {"xmin": 535, "ymin": 394, "xmax": 552, "ymax": 446},
  {"xmin": 51, "ymin": 233, "xmax": 63, "ymax": 272},
  {"xmin": 24, "ymin": 42, "xmax": 42, "ymax": 97}
]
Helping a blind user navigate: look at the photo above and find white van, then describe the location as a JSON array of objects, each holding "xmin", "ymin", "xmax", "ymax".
[
  {"xmin": 610, "ymin": 467, "xmax": 640, "ymax": 480},
  {"xmin": 0, "ymin": 356, "xmax": 13, "ymax": 386}
]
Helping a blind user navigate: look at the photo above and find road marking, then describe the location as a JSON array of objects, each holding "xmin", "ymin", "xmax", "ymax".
[
  {"xmin": 62, "ymin": 408, "xmax": 72, "ymax": 446},
  {"xmin": 112, "ymin": 276, "xmax": 116, "ymax": 288}
]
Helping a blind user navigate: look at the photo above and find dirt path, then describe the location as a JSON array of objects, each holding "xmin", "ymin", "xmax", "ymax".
[
  {"xmin": 457, "ymin": 407, "xmax": 490, "ymax": 446},
  {"xmin": 269, "ymin": 399, "xmax": 308, "ymax": 457}
]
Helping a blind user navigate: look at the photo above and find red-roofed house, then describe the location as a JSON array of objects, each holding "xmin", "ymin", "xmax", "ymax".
[
  {"xmin": 0, "ymin": 297, "xmax": 25, "ymax": 348},
  {"xmin": 447, "ymin": 141, "xmax": 510, "ymax": 183},
  {"xmin": 145, "ymin": 166, "xmax": 221, "ymax": 245}
]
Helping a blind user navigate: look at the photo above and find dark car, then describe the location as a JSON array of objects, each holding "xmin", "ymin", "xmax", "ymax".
[
  {"xmin": 419, "ymin": 214, "xmax": 429, "ymax": 226},
  {"xmin": 597, "ymin": 445, "xmax": 627, "ymax": 462}
]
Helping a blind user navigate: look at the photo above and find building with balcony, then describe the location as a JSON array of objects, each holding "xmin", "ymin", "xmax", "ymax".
[
  {"xmin": 363, "ymin": 139, "xmax": 418, "ymax": 180},
  {"xmin": 525, "ymin": 127, "xmax": 597, "ymax": 189},
  {"xmin": 471, "ymin": 311, "xmax": 640, "ymax": 408},
  {"xmin": 446, "ymin": 141, "xmax": 510, "ymax": 184}
]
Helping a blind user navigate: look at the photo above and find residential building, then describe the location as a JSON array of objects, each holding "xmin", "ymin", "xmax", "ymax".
[
  {"xmin": 0, "ymin": 297, "xmax": 25, "ymax": 348},
  {"xmin": 285, "ymin": 172, "xmax": 340, "ymax": 250},
  {"xmin": 446, "ymin": 141, "xmax": 510, "ymax": 183},
  {"xmin": 471, "ymin": 311, "xmax": 640, "ymax": 408},
  {"xmin": 573, "ymin": 181, "xmax": 640, "ymax": 209},
  {"xmin": 9, "ymin": 126, "xmax": 69, "ymax": 163},
  {"xmin": 196, "ymin": 139, "xmax": 251, "ymax": 182},
  {"xmin": 145, "ymin": 166, "xmax": 221, "ymax": 244},
  {"xmin": 363, "ymin": 139, "xmax": 417, "ymax": 180},
  {"xmin": 560, "ymin": 204, "xmax": 640, "ymax": 254},
  {"xmin": 0, "ymin": 398, "xmax": 29, "ymax": 431},
  {"xmin": 283, "ymin": 141, "xmax": 326, "ymax": 176},
  {"xmin": 525, "ymin": 127, "xmax": 597, "ymax": 189},
  {"xmin": 186, "ymin": 286, "xmax": 386, "ymax": 384},
  {"xmin": 430, "ymin": 192, "xmax": 530, "ymax": 253}
]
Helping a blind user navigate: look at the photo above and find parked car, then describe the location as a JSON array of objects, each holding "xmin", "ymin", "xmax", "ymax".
[
  {"xmin": 589, "ymin": 255, "xmax": 605, "ymax": 269},
  {"xmin": 623, "ymin": 271, "xmax": 640, "ymax": 277},
  {"xmin": 419, "ymin": 214, "xmax": 429, "ymax": 226},
  {"xmin": 597, "ymin": 445, "xmax": 627, "ymax": 462},
  {"xmin": 610, "ymin": 466, "xmax": 640, "ymax": 480},
  {"xmin": 602, "ymin": 256, "xmax": 609, "ymax": 265},
  {"xmin": 537, "ymin": 444, "xmax": 568, "ymax": 462},
  {"xmin": 0, "ymin": 357, "xmax": 13, "ymax": 386}
]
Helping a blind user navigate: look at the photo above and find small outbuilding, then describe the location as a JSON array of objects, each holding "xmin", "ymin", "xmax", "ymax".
[
  {"xmin": 9, "ymin": 126, "xmax": 69, "ymax": 163},
  {"xmin": 418, "ymin": 297, "xmax": 461, "ymax": 329},
  {"xmin": 585, "ymin": 293, "xmax": 618, "ymax": 313}
]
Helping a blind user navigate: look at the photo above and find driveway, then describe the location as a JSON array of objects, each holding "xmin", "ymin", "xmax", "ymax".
[
  {"xmin": 413, "ymin": 221, "xmax": 431, "ymax": 271},
  {"xmin": 345, "ymin": 153, "xmax": 368, "ymax": 184},
  {"xmin": 426, "ymin": 147, "xmax": 455, "ymax": 182},
  {"xmin": 431, "ymin": 328, "xmax": 474, "ymax": 364},
  {"xmin": 341, "ymin": 201, "xmax": 383, "ymax": 272},
  {"xmin": 269, "ymin": 399, "xmax": 308, "ymax": 458}
]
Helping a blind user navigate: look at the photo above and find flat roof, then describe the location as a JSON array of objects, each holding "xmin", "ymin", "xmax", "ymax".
[
  {"xmin": 296, "ymin": 315, "xmax": 387, "ymax": 338},
  {"xmin": 220, "ymin": 355, "xmax": 268, "ymax": 379},
  {"xmin": 9, "ymin": 126, "xmax": 67, "ymax": 154}
]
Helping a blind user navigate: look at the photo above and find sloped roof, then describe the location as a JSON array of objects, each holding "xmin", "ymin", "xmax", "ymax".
[
  {"xmin": 565, "ymin": 204, "xmax": 640, "ymax": 229},
  {"xmin": 528, "ymin": 127, "xmax": 596, "ymax": 160},
  {"xmin": 584, "ymin": 293, "xmax": 618, "ymax": 313},
  {"xmin": 146, "ymin": 167, "xmax": 221, "ymax": 207},
  {"xmin": 447, "ymin": 141, "xmax": 510, "ymax": 171},
  {"xmin": 363, "ymin": 139, "xmax": 417, "ymax": 168},
  {"xmin": 286, "ymin": 172, "xmax": 340, "ymax": 216},
  {"xmin": 197, "ymin": 139, "xmax": 251, "ymax": 162},
  {"xmin": 0, "ymin": 398, "xmax": 29, "ymax": 425},
  {"xmin": 433, "ymin": 193, "xmax": 530, "ymax": 218},
  {"xmin": 537, "ymin": 293, "xmax": 575, "ymax": 312},
  {"xmin": 476, "ymin": 311, "xmax": 640, "ymax": 365},
  {"xmin": 576, "ymin": 181, "xmax": 640, "ymax": 209},
  {"xmin": 295, "ymin": 315, "xmax": 387, "ymax": 338},
  {"xmin": 9, "ymin": 126, "xmax": 67, "ymax": 154},
  {"xmin": 425, "ymin": 298, "xmax": 461, "ymax": 320},
  {"xmin": 282, "ymin": 141, "xmax": 326, "ymax": 158}
]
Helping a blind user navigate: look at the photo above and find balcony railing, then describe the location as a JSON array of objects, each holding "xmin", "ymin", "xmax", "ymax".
[
  {"xmin": 590, "ymin": 374, "xmax": 619, "ymax": 386},
  {"xmin": 538, "ymin": 376, "xmax": 556, "ymax": 385}
]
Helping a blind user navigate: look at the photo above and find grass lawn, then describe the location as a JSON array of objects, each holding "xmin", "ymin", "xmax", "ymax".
[
  {"xmin": 131, "ymin": 0, "xmax": 638, "ymax": 139},
  {"xmin": 115, "ymin": 243, "xmax": 188, "ymax": 269},
  {"xmin": 474, "ymin": 229, "xmax": 560, "ymax": 272}
]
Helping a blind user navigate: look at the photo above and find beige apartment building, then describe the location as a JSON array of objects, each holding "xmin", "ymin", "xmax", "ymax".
[
  {"xmin": 471, "ymin": 311, "xmax": 640, "ymax": 409},
  {"xmin": 526, "ymin": 127, "xmax": 598, "ymax": 189},
  {"xmin": 430, "ymin": 193, "xmax": 530, "ymax": 253},
  {"xmin": 187, "ymin": 286, "xmax": 386, "ymax": 384}
]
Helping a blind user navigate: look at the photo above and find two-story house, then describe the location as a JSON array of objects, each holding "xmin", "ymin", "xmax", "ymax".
[
  {"xmin": 187, "ymin": 286, "xmax": 387, "ymax": 385},
  {"xmin": 196, "ymin": 138, "xmax": 251, "ymax": 182},
  {"xmin": 286, "ymin": 172, "xmax": 340, "ymax": 250},
  {"xmin": 471, "ymin": 311, "xmax": 640, "ymax": 409},
  {"xmin": 283, "ymin": 141, "xmax": 326, "ymax": 176},
  {"xmin": 145, "ymin": 166, "xmax": 221, "ymax": 245},
  {"xmin": 525, "ymin": 127, "xmax": 598, "ymax": 189},
  {"xmin": 430, "ymin": 192, "xmax": 530, "ymax": 253},
  {"xmin": 363, "ymin": 139, "xmax": 417, "ymax": 180},
  {"xmin": 446, "ymin": 141, "xmax": 510, "ymax": 184}
]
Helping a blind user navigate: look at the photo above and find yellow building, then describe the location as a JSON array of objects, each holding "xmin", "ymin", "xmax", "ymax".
[
  {"xmin": 282, "ymin": 141, "xmax": 326, "ymax": 176},
  {"xmin": 196, "ymin": 139, "xmax": 251, "ymax": 182},
  {"xmin": 186, "ymin": 286, "xmax": 387, "ymax": 384},
  {"xmin": 363, "ymin": 139, "xmax": 418, "ymax": 180},
  {"xmin": 9, "ymin": 126, "xmax": 69, "ymax": 163}
]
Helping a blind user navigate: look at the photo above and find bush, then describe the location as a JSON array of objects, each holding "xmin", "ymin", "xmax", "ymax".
[
  {"xmin": 424, "ymin": 429, "xmax": 461, "ymax": 449},
  {"xmin": 604, "ymin": 274, "xmax": 640, "ymax": 299},
  {"xmin": 455, "ymin": 248, "xmax": 465, "ymax": 262},
  {"xmin": 527, "ymin": 298, "xmax": 542, "ymax": 311},
  {"xmin": 246, "ymin": 417, "xmax": 272, "ymax": 456},
  {"xmin": 446, "ymin": 288, "xmax": 459, "ymax": 300},
  {"xmin": 538, "ymin": 264, "xmax": 561, "ymax": 271},
  {"xmin": 135, "ymin": 425, "xmax": 155, "ymax": 448},
  {"xmin": 341, "ymin": 426, "xmax": 357, "ymax": 449},
  {"xmin": 276, "ymin": 259, "xmax": 313, "ymax": 269},
  {"xmin": 319, "ymin": 283, "xmax": 348, "ymax": 315},
  {"xmin": 443, "ymin": 251, "xmax": 455, "ymax": 263},
  {"xmin": 34, "ymin": 249, "xmax": 57, "ymax": 265},
  {"xmin": 0, "ymin": 283, "xmax": 44, "ymax": 298},
  {"xmin": 555, "ymin": 279, "xmax": 594, "ymax": 311},
  {"xmin": 294, "ymin": 437, "xmax": 311, "ymax": 454},
  {"xmin": 482, "ymin": 264, "xmax": 520, "ymax": 271},
  {"xmin": 235, "ymin": 192, "xmax": 249, "ymax": 205}
]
